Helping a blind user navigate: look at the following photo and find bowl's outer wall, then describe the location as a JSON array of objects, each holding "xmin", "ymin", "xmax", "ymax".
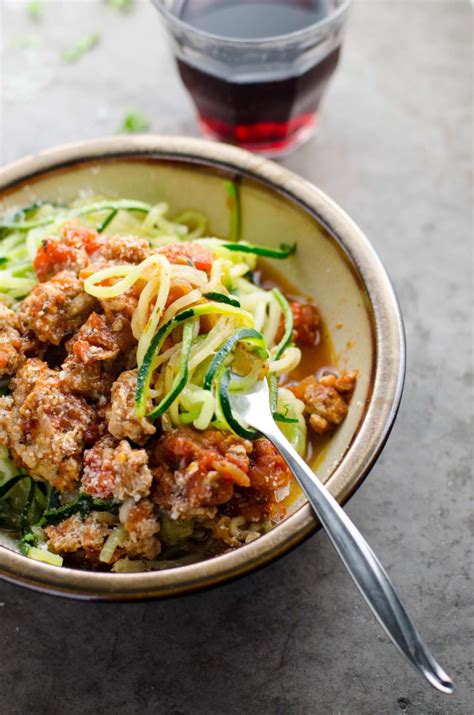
[{"xmin": 0, "ymin": 136, "xmax": 405, "ymax": 600}]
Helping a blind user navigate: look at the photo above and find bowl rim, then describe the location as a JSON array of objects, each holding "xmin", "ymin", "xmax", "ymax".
[{"xmin": 0, "ymin": 135, "xmax": 405, "ymax": 600}]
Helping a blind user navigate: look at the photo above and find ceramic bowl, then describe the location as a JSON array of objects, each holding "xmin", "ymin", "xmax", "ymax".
[{"xmin": 0, "ymin": 136, "xmax": 405, "ymax": 599}]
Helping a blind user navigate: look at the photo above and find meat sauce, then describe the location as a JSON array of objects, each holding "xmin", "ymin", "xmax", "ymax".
[{"xmin": 0, "ymin": 226, "xmax": 356, "ymax": 569}]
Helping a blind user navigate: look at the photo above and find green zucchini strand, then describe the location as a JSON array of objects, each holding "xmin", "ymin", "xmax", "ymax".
[
  {"xmin": 225, "ymin": 180, "xmax": 240, "ymax": 242},
  {"xmin": 221, "ymin": 241, "xmax": 296, "ymax": 259},
  {"xmin": 203, "ymin": 328, "xmax": 267, "ymax": 391},
  {"xmin": 147, "ymin": 321, "xmax": 194, "ymax": 420},
  {"xmin": 218, "ymin": 370, "xmax": 260, "ymax": 441}
]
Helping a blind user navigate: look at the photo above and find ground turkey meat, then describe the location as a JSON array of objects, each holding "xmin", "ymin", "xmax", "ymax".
[
  {"xmin": 0, "ymin": 305, "xmax": 25, "ymax": 377},
  {"xmin": 157, "ymin": 243, "xmax": 214, "ymax": 273},
  {"xmin": 83, "ymin": 401, "xmax": 109, "ymax": 447},
  {"xmin": 276, "ymin": 298, "xmax": 321, "ymax": 348},
  {"xmin": 45, "ymin": 500, "xmax": 161, "ymax": 563},
  {"xmin": 61, "ymin": 312, "xmax": 136, "ymax": 398},
  {"xmin": 33, "ymin": 226, "xmax": 150, "ymax": 283},
  {"xmin": 0, "ymin": 359, "xmax": 94, "ymax": 491},
  {"xmin": 220, "ymin": 438, "xmax": 293, "ymax": 523},
  {"xmin": 44, "ymin": 513, "xmax": 111, "ymax": 561},
  {"xmin": 121, "ymin": 499, "xmax": 161, "ymax": 560},
  {"xmin": 82, "ymin": 435, "xmax": 153, "ymax": 501},
  {"xmin": 100, "ymin": 290, "xmax": 140, "ymax": 322},
  {"xmin": 19, "ymin": 270, "xmax": 97, "ymax": 345},
  {"xmin": 33, "ymin": 223, "xmax": 93, "ymax": 282},
  {"xmin": 0, "ymin": 304, "xmax": 24, "ymax": 378},
  {"xmin": 0, "ymin": 304, "xmax": 43, "ymax": 378},
  {"xmin": 88, "ymin": 234, "xmax": 151, "ymax": 265},
  {"xmin": 290, "ymin": 371, "xmax": 357, "ymax": 434},
  {"xmin": 150, "ymin": 427, "xmax": 291, "ymax": 521},
  {"xmin": 290, "ymin": 300, "xmax": 321, "ymax": 347},
  {"xmin": 107, "ymin": 369, "xmax": 155, "ymax": 445}
]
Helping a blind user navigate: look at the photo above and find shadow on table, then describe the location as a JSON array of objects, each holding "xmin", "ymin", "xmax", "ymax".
[{"xmin": 0, "ymin": 530, "xmax": 462, "ymax": 715}]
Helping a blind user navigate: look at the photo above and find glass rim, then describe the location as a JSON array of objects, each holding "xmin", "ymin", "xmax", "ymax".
[{"xmin": 152, "ymin": 0, "xmax": 353, "ymax": 47}]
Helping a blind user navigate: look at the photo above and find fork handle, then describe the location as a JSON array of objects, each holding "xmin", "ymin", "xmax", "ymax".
[{"xmin": 264, "ymin": 426, "xmax": 453, "ymax": 693}]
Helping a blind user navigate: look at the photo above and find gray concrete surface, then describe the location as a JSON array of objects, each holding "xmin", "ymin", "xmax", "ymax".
[{"xmin": 0, "ymin": 1, "xmax": 472, "ymax": 713}]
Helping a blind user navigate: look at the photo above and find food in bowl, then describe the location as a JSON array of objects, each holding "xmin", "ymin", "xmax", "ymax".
[{"xmin": 0, "ymin": 186, "xmax": 357, "ymax": 572}]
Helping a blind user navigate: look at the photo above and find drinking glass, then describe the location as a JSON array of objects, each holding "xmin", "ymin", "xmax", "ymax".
[{"xmin": 153, "ymin": 0, "xmax": 352, "ymax": 157}]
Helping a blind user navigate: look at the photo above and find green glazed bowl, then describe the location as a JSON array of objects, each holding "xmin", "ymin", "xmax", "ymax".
[{"xmin": 0, "ymin": 136, "xmax": 405, "ymax": 600}]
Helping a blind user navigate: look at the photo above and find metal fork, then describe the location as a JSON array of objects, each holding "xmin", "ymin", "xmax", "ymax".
[{"xmin": 229, "ymin": 379, "xmax": 453, "ymax": 694}]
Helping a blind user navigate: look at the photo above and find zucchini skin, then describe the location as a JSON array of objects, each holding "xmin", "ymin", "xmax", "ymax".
[
  {"xmin": 0, "ymin": 474, "xmax": 28, "ymax": 498},
  {"xmin": 218, "ymin": 370, "xmax": 260, "ymax": 441},
  {"xmin": 225, "ymin": 180, "xmax": 240, "ymax": 243},
  {"xmin": 1, "ymin": 199, "xmax": 152, "ymax": 231},
  {"xmin": 203, "ymin": 291, "xmax": 241, "ymax": 308},
  {"xmin": 147, "ymin": 320, "xmax": 194, "ymax": 420},
  {"xmin": 221, "ymin": 242, "xmax": 296, "ymax": 259},
  {"xmin": 203, "ymin": 328, "xmax": 267, "ymax": 391}
]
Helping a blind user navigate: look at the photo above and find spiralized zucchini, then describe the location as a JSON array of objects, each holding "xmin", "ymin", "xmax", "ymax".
[{"xmin": 0, "ymin": 190, "xmax": 306, "ymax": 455}]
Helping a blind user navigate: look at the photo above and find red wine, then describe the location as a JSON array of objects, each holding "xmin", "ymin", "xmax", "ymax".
[{"xmin": 174, "ymin": 0, "xmax": 341, "ymax": 154}]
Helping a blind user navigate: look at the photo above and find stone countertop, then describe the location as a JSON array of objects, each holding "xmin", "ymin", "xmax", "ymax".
[{"xmin": 0, "ymin": 1, "xmax": 472, "ymax": 713}]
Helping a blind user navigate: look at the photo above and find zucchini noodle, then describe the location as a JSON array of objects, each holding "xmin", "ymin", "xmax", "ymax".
[
  {"xmin": 169, "ymin": 265, "xmax": 208, "ymax": 288},
  {"xmin": 188, "ymin": 317, "xmax": 235, "ymax": 373},
  {"xmin": 263, "ymin": 291, "xmax": 283, "ymax": 347},
  {"xmin": 268, "ymin": 347, "xmax": 302, "ymax": 375},
  {"xmin": 1, "ymin": 193, "xmax": 304, "ymax": 444},
  {"xmin": 225, "ymin": 180, "xmax": 240, "ymax": 242},
  {"xmin": 171, "ymin": 210, "xmax": 208, "ymax": 240},
  {"xmin": 148, "ymin": 343, "xmax": 183, "ymax": 397},
  {"xmin": 132, "ymin": 265, "xmax": 171, "ymax": 366},
  {"xmin": 160, "ymin": 288, "xmax": 202, "ymax": 326},
  {"xmin": 148, "ymin": 320, "xmax": 196, "ymax": 419},
  {"xmin": 206, "ymin": 257, "xmax": 232, "ymax": 293},
  {"xmin": 84, "ymin": 254, "xmax": 170, "ymax": 299},
  {"xmin": 276, "ymin": 388, "xmax": 307, "ymax": 457},
  {"xmin": 180, "ymin": 384, "xmax": 216, "ymax": 430}
]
